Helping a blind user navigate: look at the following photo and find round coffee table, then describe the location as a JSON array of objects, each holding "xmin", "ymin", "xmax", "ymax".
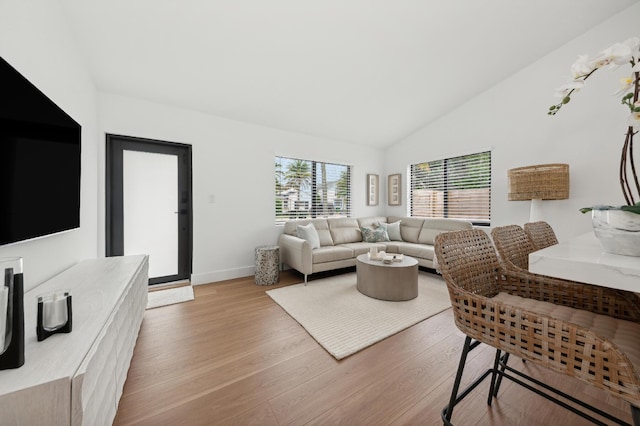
[{"xmin": 356, "ymin": 253, "xmax": 419, "ymax": 301}]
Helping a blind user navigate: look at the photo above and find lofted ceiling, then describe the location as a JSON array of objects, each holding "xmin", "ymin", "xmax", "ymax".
[{"xmin": 58, "ymin": 0, "xmax": 638, "ymax": 148}]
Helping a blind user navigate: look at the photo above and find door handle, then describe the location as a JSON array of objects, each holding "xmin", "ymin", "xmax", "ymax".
[{"xmin": 174, "ymin": 209, "xmax": 188, "ymax": 215}]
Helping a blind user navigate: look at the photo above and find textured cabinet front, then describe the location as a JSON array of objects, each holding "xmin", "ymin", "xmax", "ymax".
[
  {"xmin": 0, "ymin": 255, "xmax": 149, "ymax": 425},
  {"xmin": 72, "ymin": 256, "xmax": 148, "ymax": 426}
]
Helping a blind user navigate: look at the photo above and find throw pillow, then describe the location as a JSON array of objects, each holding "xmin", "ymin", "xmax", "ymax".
[
  {"xmin": 297, "ymin": 223, "xmax": 321, "ymax": 249},
  {"xmin": 361, "ymin": 225, "xmax": 390, "ymax": 243},
  {"xmin": 385, "ymin": 220, "xmax": 402, "ymax": 241}
]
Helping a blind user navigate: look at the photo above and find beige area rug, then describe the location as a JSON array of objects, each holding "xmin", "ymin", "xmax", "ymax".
[
  {"xmin": 266, "ymin": 272, "xmax": 451, "ymax": 360},
  {"xmin": 146, "ymin": 285, "xmax": 195, "ymax": 309}
]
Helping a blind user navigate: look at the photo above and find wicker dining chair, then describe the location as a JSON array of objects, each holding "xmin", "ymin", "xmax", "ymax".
[
  {"xmin": 524, "ymin": 220, "xmax": 559, "ymax": 250},
  {"xmin": 435, "ymin": 229, "xmax": 640, "ymax": 425},
  {"xmin": 490, "ymin": 224, "xmax": 534, "ymax": 270},
  {"xmin": 491, "ymin": 224, "xmax": 640, "ymax": 322}
]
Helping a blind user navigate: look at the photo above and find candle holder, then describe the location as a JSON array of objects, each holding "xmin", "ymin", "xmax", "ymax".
[
  {"xmin": 36, "ymin": 290, "xmax": 72, "ymax": 341},
  {"xmin": 0, "ymin": 257, "xmax": 25, "ymax": 370}
]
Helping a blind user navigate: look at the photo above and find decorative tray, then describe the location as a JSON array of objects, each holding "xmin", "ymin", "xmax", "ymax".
[{"xmin": 367, "ymin": 252, "xmax": 404, "ymax": 263}]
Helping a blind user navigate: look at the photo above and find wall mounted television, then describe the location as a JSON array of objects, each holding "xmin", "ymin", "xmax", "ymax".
[{"xmin": 0, "ymin": 56, "xmax": 81, "ymax": 246}]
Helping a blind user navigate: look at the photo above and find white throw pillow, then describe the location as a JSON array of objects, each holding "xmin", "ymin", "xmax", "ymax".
[
  {"xmin": 297, "ymin": 223, "xmax": 321, "ymax": 249},
  {"xmin": 386, "ymin": 221, "xmax": 402, "ymax": 241}
]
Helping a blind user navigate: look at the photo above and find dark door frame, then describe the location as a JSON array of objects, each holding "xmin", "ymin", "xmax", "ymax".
[{"xmin": 105, "ymin": 134, "xmax": 193, "ymax": 285}]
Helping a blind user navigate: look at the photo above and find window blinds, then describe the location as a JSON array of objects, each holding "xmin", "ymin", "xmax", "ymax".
[
  {"xmin": 410, "ymin": 151, "xmax": 491, "ymax": 225},
  {"xmin": 275, "ymin": 156, "xmax": 352, "ymax": 224}
]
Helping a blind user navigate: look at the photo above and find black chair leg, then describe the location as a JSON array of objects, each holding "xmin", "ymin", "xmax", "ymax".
[
  {"xmin": 493, "ymin": 352, "xmax": 510, "ymax": 398},
  {"xmin": 444, "ymin": 336, "xmax": 473, "ymax": 422},
  {"xmin": 487, "ymin": 349, "xmax": 502, "ymax": 406},
  {"xmin": 442, "ymin": 338, "xmax": 632, "ymax": 426}
]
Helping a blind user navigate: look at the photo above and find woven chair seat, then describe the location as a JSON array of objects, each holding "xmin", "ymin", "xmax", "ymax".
[
  {"xmin": 491, "ymin": 224, "xmax": 640, "ymax": 322},
  {"xmin": 436, "ymin": 229, "xmax": 640, "ymax": 424},
  {"xmin": 494, "ymin": 292, "xmax": 640, "ymax": 375}
]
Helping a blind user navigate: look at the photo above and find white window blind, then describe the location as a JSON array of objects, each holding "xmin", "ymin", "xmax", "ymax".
[
  {"xmin": 275, "ymin": 156, "xmax": 351, "ymax": 224},
  {"xmin": 409, "ymin": 151, "xmax": 491, "ymax": 225}
]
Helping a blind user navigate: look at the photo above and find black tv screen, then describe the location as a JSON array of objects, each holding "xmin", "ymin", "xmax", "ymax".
[{"xmin": 0, "ymin": 57, "xmax": 81, "ymax": 246}]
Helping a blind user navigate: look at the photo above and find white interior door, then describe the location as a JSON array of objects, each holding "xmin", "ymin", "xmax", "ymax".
[{"xmin": 122, "ymin": 150, "xmax": 178, "ymax": 279}]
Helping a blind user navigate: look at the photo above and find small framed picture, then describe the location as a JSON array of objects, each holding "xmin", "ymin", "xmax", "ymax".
[
  {"xmin": 367, "ymin": 174, "xmax": 379, "ymax": 206},
  {"xmin": 388, "ymin": 173, "xmax": 401, "ymax": 206}
]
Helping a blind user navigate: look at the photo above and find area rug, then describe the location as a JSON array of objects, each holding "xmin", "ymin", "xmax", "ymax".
[
  {"xmin": 146, "ymin": 285, "xmax": 195, "ymax": 309},
  {"xmin": 266, "ymin": 272, "xmax": 451, "ymax": 360}
]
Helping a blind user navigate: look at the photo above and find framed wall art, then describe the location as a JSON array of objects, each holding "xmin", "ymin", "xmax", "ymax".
[
  {"xmin": 388, "ymin": 173, "xmax": 401, "ymax": 206},
  {"xmin": 367, "ymin": 174, "xmax": 379, "ymax": 206}
]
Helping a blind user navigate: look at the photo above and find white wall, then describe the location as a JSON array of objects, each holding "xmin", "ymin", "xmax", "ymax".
[
  {"xmin": 4, "ymin": 1, "xmax": 635, "ymax": 289},
  {"xmin": 98, "ymin": 93, "xmax": 385, "ymax": 284},
  {"xmin": 0, "ymin": 1, "xmax": 99, "ymax": 291},
  {"xmin": 384, "ymin": 4, "xmax": 640, "ymax": 242}
]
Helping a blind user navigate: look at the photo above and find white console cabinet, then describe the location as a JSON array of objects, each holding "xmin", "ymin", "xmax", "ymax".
[{"xmin": 0, "ymin": 255, "xmax": 149, "ymax": 425}]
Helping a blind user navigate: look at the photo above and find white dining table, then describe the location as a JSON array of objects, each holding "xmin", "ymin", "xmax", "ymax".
[{"xmin": 528, "ymin": 231, "xmax": 640, "ymax": 293}]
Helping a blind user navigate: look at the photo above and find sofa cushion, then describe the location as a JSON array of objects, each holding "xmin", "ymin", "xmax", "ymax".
[
  {"xmin": 417, "ymin": 218, "xmax": 473, "ymax": 245},
  {"xmin": 385, "ymin": 221, "xmax": 402, "ymax": 241},
  {"xmin": 387, "ymin": 241, "xmax": 435, "ymax": 261},
  {"xmin": 392, "ymin": 217, "xmax": 424, "ymax": 243},
  {"xmin": 361, "ymin": 225, "xmax": 390, "ymax": 243},
  {"xmin": 312, "ymin": 246, "xmax": 354, "ymax": 264},
  {"xmin": 357, "ymin": 216, "xmax": 388, "ymax": 228},
  {"xmin": 341, "ymin": 242, "xmax": 386, "ymax": 257},
  {"xmin": 284, "ymin": 218, "xmax": 334, "ymax": 246},
  {"xmin": 328, "ymin": 218, "xmax": 362, "ymax": 245},
  {"xmin": 296, "ymin": 223, "xmax": 320, "ymax": 249}
]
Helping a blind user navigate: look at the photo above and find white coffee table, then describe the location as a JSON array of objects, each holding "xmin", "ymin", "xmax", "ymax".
[{"xmin": 355, "ymin": 253, "xmax": 419, "ymax": 301}]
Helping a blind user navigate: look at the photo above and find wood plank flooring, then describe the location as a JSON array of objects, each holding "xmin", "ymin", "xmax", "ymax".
[{"xmin": 114, "ymin": 270, "xmax": 633, "ymax": 425}]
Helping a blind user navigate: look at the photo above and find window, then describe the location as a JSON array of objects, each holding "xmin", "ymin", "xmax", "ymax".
[
  {"xmin": 275, "ymin": 156, "xmax": 351, "ymax": 224},
  {"xmin": 409, "ymin": 151, "xmax": 491, "ymax": 226}
]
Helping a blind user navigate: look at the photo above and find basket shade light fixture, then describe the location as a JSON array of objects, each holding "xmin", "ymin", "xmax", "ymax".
[{"xmin": 508, "ymin": 163, "xmax": 569, "ymax": 221}]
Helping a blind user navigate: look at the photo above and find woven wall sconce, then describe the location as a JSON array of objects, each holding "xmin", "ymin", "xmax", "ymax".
[{"xmin": 508, "ymin": 163, "xmax": 569, "ymax": 221}]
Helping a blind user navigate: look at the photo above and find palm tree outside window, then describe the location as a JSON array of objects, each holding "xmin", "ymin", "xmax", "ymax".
[{"xmin": 275, "ymin": 156, "xmax": 352, "ymax": 224}]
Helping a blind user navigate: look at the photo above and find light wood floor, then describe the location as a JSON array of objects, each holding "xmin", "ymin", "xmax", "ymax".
[{"xmin": 114, "ymin": 270, "xmax": 633, "ymax": 425}]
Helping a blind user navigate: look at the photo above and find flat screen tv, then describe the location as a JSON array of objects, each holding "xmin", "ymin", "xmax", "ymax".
[{"xmin": 0, "ymin": 57, "xmax": 81, "ymax": 246}]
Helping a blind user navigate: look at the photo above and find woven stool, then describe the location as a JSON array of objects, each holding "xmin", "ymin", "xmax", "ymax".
[{"xmin": 255, "ymin": 245, "xmax": 279, "ymax": 285}]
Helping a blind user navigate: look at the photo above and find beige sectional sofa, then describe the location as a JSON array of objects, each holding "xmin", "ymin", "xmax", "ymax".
[{"xmin": 278, "ymin": 216, "xmax": 473, "ymax": 283}]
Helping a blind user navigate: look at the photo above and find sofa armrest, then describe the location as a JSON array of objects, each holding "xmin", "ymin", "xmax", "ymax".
[{"xmin": 278, "ymin": 233, "xmax": 313, "ymax": 275}]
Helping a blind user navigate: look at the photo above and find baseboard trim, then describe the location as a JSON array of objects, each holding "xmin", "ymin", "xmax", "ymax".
[
  {"xmin": 148, "ymin": 280, "xmax": 191, "ymax": 292},
  {"xmin": 191, "ymin": 265, "xmax": 255, "ymax": 285}
]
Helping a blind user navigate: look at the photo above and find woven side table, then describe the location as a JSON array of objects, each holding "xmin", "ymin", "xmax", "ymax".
[{"xmin": 255, "ymin": 245, "xmax": 279, "ymax": 285}]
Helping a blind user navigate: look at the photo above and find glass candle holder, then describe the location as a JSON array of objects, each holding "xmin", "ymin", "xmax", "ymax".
[
  {"xmin": 0, "ymin": 257, "xmax": 24, "ymax": 369},
  {"xmin": 36, "ymin": 289, "xmax": 72, "ymax": 341},
  {"xmin": 38, "ymin": 291, "xmax": 70, "ymax": 331}
]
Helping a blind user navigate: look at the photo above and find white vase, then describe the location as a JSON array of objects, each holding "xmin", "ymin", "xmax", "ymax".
[{"xmin": 592, "ymin": 209, "xmax": 640, "ymax": 256}]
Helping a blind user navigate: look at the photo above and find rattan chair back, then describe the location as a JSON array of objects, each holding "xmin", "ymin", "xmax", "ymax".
[
  {"xmin": 490, "ymin": 225, "xmax": 534, "ymax": 271},
  {"xmin": 435, "ymin": 228, "xmax": 640, "ymax": 420},
  {"xmin": 524, "ymin": 221, "xmax": 559, "ymax": 250},
  {"xmin": 434, "ymin": 229, "xmax": 501, "ymax": 298}
]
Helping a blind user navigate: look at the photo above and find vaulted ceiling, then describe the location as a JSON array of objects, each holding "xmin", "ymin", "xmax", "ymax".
[{"xmin": 59, "ymin": 0, "xmax": 638, "ymax": 148}]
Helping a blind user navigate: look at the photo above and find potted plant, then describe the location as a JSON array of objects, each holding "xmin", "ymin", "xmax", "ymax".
[{"xmin": 549, "ymin": 37, "xmax": 640, "ymax": 256}]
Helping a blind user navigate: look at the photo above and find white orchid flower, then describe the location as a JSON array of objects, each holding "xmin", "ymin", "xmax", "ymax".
[
  {"xmin": 571, "ymin": 54, "xmax": 594, "ymax": 78},
  {"xmin": 628, "ymin": 111, "xmax": 640, "ymax": 130},
  {"xmin": 614, "ymin": 75, "xmax": 635, "ymax": 96},
  {"xmin": 623, "ymin": 37, "xmax": 640, "ymax": 53},
  {"xmin": 554, "ymin": 79, "xmax": 584, "ymax": 98},
  {"xmin": 590, "ymin": 42, "xmax": 633, "ymax": 69},
  {"xmin": 550, "ymin": 37, "xmax": 640, "ymax": 207}
]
